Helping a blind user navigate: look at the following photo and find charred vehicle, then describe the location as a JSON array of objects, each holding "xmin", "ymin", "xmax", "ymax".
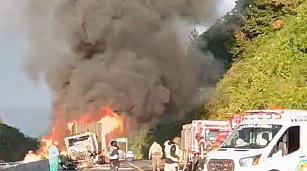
[
  {"xmin": 59, "ymin": 155, "xmax": 80, "ymax": 170},
  {"xmin": 64, "ymin": 132, "xmax": 99, "ymax": 167}
]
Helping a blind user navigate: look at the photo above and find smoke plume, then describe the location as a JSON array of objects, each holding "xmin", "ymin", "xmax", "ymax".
[{"xmin": 23, "ymin": 0, "xmax": 223, "ymax": 126}]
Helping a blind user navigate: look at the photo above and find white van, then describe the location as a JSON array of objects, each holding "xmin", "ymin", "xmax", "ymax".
[{"xmin": 205, "ymin": 109, "xmax": 307, "ymax": 171}]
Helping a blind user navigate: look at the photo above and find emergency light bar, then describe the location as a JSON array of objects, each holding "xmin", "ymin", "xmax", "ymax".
[{"xmin": 243, "ymin": 112, "xmax": 282, "ymax": 120}]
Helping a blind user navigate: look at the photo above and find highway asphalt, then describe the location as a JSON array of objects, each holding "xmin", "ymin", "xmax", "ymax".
[
  {"xmin": 1, "ymin": 159, "xmax": 187, "ymax": 171},
  {"xmin": 82, "ymin": 160, "xmax": 157, "ymax": 171},
  {"xmin": 81, "ymin": 159, "xmax": 190, "ymax": 171}
]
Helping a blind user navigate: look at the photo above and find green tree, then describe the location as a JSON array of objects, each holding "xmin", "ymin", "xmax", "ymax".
[
  {"xmin": 204, "ymin": 1, "xmax": 307, "ymax": 119},
  {"xmin": 199, "ymin": 0, "xmax": 302, "ymax": 68},
  {"xmin": 0, "ymin": 123, "xmax": 39, "ymax": 161}
]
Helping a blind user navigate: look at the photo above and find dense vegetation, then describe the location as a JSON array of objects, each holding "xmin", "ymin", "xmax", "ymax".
[
  {"xmin": 203, "ymin": 0, "xmax": 307, "ymax": 119},
  {"xmin": 129, "ymin": 120, "xmax": 189, "ymax": 159},
  {"xmin": 0, "ymin": 121, "xmax": 39, "ymax": 161},
  {"xmin": 130, "ymin": 0, "xmax": 307, "ymax": 158}
]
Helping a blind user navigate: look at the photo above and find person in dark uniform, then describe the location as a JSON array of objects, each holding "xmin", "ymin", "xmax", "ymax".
[
  {"xmin": 109, "ymin": 141, "xmax": 120, "ymax": 171},
  {"xmin": 164, "ymin": 137, "xmax": 182, "ymax": 171}
]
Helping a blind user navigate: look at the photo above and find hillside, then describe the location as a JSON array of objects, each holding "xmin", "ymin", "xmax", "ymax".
[
  {"xmin": 0, "ymin": 121, "xmax": 39, "ymax": 162},
  {"xmin": 203, "ymin": 0, "xmax": 307, "ymax": 118}
]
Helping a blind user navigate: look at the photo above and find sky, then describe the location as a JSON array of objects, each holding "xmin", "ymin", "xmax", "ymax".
[
  {"xmin": 0, "ymin": 0, "xmax": 51, "ymax": 137},
  {"xmin": 0, "ymin": 0, "xmax": 236, "ymax": 138}
]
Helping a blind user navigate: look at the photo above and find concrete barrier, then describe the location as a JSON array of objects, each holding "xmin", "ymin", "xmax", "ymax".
[{"xmin": 2, "ymin": 160, "xmax": 49, "ymax": 171}]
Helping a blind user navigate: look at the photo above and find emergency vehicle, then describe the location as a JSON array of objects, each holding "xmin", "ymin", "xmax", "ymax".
[
  {"xmin": 206, "ymin": 109, "xmax": 307, "ymax": 171},
  {"xmin": 207, "ymin": 114, "xmax": 243, "ymax": 151},
  {"xmin": 181, "ymin": 120, "xmax": 232, "ymax": 161}
]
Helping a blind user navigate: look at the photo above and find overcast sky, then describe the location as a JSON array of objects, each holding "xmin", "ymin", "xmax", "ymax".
[
  {"xmin": 0, "ymin": 0, "xmax": 51, "ymax": 137},
  {"xmin": 0, "ymin": 0, "xmax": 236, "ymax": 138},
  {"xmin": 0, "ymin": 0, "xmax": 52, "ymax": 108}
]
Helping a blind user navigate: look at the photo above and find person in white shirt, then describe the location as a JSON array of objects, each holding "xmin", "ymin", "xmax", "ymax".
[{"xmin": 149, "ymin": 142, "xmax": 163, "ymax": 171}]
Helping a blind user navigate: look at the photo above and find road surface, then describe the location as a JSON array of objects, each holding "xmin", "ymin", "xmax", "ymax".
[
  {"xmin": 81, "ymin": 160, "xmax": 189, "ymax": 171},
  {"xmin": 82, "ymin": 160, "xmax": 158, "ymax": 171},
  {"xmin": 1, "ymin": 159, "xmax": 188, "ymax": 171}
]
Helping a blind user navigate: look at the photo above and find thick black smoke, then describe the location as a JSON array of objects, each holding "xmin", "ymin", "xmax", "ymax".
[{"xmin": 23, "ymin": 0, "xmax": 223, "ymax": 125}]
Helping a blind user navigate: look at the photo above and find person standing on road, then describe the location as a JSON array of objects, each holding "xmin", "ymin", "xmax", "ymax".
[
  {"xmin": 109, "ymin": 140, "xmax": 120, "ymax": 171},
  {"xmin": 48, "ymin": 141, "xmax": 60, "ymax": 171},
  {"xmin": 149, "ymin": 142, "xmax": 163, "ymax": 171},
  {"xmin": 191, "ymin": 153, "xmax": 200, "ymax": 171},
  {"xmin": 100, "ymin": 149, "xmax": 107, "ymax": 164},
  {"xmin": 164, "ymin": 137, "xmax": 182, "ymax": 171}
]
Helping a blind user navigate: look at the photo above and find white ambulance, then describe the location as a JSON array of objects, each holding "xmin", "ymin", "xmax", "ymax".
[{"xmin": 205, "ymin": 109, "xmax": 307, "ymax": 171}]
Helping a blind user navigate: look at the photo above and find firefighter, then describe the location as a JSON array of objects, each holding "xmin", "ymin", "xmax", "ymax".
[
  {"xmin": 109, "ymin": 140, "xmax": 120, "ymax": 171},
  {"xmin": 149, "ymin": 142, "xmax": 163, "ymax": 171},
  {"xmin": 164, "ymin": 137, "xmax": 182, "ymax": 171},
  {"xmin": 48, "ymin": 141, "xmax": 60, "ymax": 171}
]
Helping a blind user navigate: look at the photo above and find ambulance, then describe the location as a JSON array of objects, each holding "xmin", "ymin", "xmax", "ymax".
[
  {"xmin": 206, "ymin": 109, "xmax": 307, "ymax": 171},
  {"xmin": 181, "ymin": 120, "xmax": 232, "ymax": 161}
]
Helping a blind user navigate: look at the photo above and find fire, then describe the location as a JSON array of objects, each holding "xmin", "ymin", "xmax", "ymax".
[
  {"xmin": 23, "ymin": 150, "xmax": 41, "ymax": 163},
  {"xmin": 36, "ymin": 139, "xmax": 53, "ymax": 159},
  {"xmin": 98, "ymin": 115, "xmax": 124, "ymax": 133},
  {"xmin": 27, "ymin": 106, "xmax": 125, "ymax": 160}
]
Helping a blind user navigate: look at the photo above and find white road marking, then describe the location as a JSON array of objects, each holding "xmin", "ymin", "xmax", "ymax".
[
  {"xmin": 127, "ymin": 162, "xmax": 144, "ymax": 171},
  {"xmin": 88, "ymin": 162, "xmax": 145, "ymax": 170},
  {"xmin": 88, "ymin": 166, "xmax": 132, "ymax": 170}
]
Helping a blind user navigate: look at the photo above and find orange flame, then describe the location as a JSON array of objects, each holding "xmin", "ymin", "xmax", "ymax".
[
  {"xmin": 23, "ymin": 150, "xmax": 41, "ymax": 163},
  {"xmin": 27, "ymin": 106, "xmax": 125, "ymax": 160}
]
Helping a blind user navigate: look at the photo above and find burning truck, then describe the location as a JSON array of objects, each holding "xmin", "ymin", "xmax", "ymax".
[
  {"xmin": 67, "ymin": 122, "xmax": 109, "ymax": 154},
  {"xmin": 62, "ymin": 132, "xmax": 99, "ymax": 169},
  {"xmin": 23, "ymin": 107, "xmax": 125, "ymax": 170},
  {"xmin": 62, "ymin": 112, "xmax": 125, "ymax": 166},
  {"xmin": 62, "ymin": 121, "xmax": 118, "ymax": 167}
]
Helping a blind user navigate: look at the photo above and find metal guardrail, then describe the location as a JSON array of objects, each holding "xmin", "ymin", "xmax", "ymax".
[
  {"xmin": 0, "ymin": 161, "xmax": 35, "ymax": 170},
  {"xmin": 0, "ymin": 162, "xmax": 20, "ymax": 169},
  {"xmin": 0, "ymin": 162, "xmax": 17, "ymax": 166},
  {"xmin": 1, "ymin": 160, "xmax": 49, "ymax": 171}
]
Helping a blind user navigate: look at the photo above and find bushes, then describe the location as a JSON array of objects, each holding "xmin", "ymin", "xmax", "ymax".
[{"xmin": 204, "ymin": 1, "xmax": 307, "ymax": 119}]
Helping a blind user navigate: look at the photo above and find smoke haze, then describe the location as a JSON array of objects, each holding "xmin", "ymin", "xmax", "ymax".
[{"xmin": 23, "ymin": 0, "xmax": 225, "ymax": 127}]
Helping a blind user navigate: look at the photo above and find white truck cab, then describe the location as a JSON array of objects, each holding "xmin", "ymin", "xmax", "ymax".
[
  {"xmin": 206, "ymin": 109, "xmax": 307, "ymax": 171},
  {"xmin": 64, "ymin": 132, "xmax": 99, "ymax": 160}
]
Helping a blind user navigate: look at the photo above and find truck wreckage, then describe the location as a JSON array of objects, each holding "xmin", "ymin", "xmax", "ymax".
[{"xmin": 61, "ymin": 132, "xmax": 99, "ymax": 169}]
